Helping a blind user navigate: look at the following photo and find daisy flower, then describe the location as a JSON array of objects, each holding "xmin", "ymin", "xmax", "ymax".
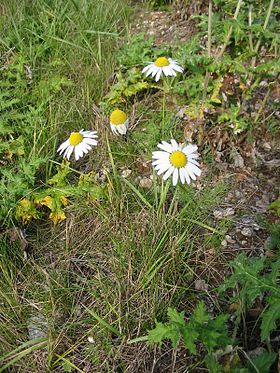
[
  {"xmin": 142, "ymin": 57, "xmax": 183, "ymax": 82},
  {"xmin": 110, "ymin": 109, "xmax": 129, "ymax": 135},
  {"xmin": 152, "ymin": 140, "xmax": 201, "ymax": 186},
  {"xmin": 57, "ymin": 130, "xmax": 98, "ymax": 161}
]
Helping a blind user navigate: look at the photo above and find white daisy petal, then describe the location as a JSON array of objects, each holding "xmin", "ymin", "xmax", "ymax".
[
  {"xmin": 162, "ymin": 66, "xmax": 171, "ymax": 76},
  {"xmin": 117, "ymin": 124, "xmax": 127, "ymax": 135},
  {"xmin": 188, "ymin": 163, "xmax": 202, "ymax": 176},
  {"xmin": 188, "ymin": 159, "xmax": 200, "ymax": 167},
  {"xmin": 172, "ymin": 168, "xmax": 179, "ymax": 186},
  {"xmin": 83, "ymin": 138, "xmax": 98, "ymax": 146},
  {"xmin": 163, "ymin": 166, "xmax": 175, "ymax": 180},
  {"xmin": 182, "ymin": 144, "xmax": 198, "ymax": 155},
  {"xmin": 80, "ymin": 130, "xmax": 97, "ymax": 135},
  {"xmin": 157, "ymin": 163, "xmax": 172, "ymax": 175},
  {"xmin": 185, "ymin": 172, "xmax": 191, "ymax": 184},
  {"xmin": 74, "ymin": 146, "xmax": 80, "ymax": 161},
  {"xmin": 171, "ymin": 64, "xmax": 184, "ymax": 73},
  {"xmin": 142, "ymin": 64, "xmax": 152, "ymax": 73},
  {"xmin": 188, "ymin": 153, "xmax": 199, "ymax": 160},
  {"xmin": 58, "ymin": 139, "xmax": 70, "ymax": 153},
  {"xmin": 155, "ymin": 69, "xmax": 162, "ymax": 82},
  {"xmin": 145, "ymin": 66, "xmax": 154, "ymax": 77},
  {"xmin": 179, "ymin": 168, "xmax": 185, "ymax": 184},
  {"xmin": 66, "ymin": 145, "xmax": 74, "ymax": 160},
  {"xmin": 153, "ymin": 159, "xmax": 170, "ymax": 167},
  {"xmin": 157, "ymin": 142, "xmax": 173, "ymax": 153},
  {"xmin": 170, "ymin": 139, "xmax": 179, "ymax": 150},
  {"xmin": 152, "ymin": 151, "xmax": 170, "ymax": 159}
]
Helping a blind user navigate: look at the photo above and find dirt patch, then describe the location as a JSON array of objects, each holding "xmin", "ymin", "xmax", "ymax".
[{"xmin": 130, "ymin": 9, "xmax": 197, "ymax": 45}]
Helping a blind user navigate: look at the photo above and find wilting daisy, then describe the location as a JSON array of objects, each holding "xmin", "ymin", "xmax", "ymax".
[
  {"xmin": 152, "ymin": 140, "xmax": 201, "ymax": 186},
  {"xmin": 109, "ymin": 109, "xmax": 129, "ymax": 135},
  {"xmin": 142, "ymin": 57, "xmax": 183, "ymax": 82},
  {"xmin": 57, "ymin": 130, "xmax": 98, "ymax": 161}
]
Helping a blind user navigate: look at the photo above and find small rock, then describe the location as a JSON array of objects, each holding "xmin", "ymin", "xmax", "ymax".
[
  {"xmin": 235, "ymin": 190, "xmax": 241, "ymax": 198},
  {"xmin": 247, "ymin": 347, "xmax": 266, "ymax": 359},
  {"xmin": 233, "ymin": 153, "xmax": 245, "ymax": 168},
  {"xmin": 259, "ymin": 80, "xmax": 268, "ymax": 87},
  {"xmin": 139, "ymin": 177, "xmax": 153, "ymax": 189},
  {"xmin": 225, "ymin": 235, "xmax": 235, "ymax": 244},
  {"xmin": 241, "ymin": 227, "xmax": 252, "ymax": 237},
  {"xmin": 88, "ymin": 336, "xmax": 95, "ymax": 344},
  {"xmin": 213, "ymin": 207, "xmax": 235, "ymax": 220},
  {"xmin": 225, "ymin": 207, "xmax": 235, "ymax": 217},
  {"xmin": 221, "ymin": 239, "xmax": 228, "ymax": 247},
  {"xmin": 121, "ymin": 169, "xmax": 132, "ymax": 178},
  {"xmin": 27, "ymin": 314, "xmax": 48, "ymax": 340},
  {"xmin": 194, "ymin": 279, "xmax": 209, "ymax": 291},
  {"xmin": 262, "ymin": 141, "xmax": 271, "ymax": 151}
]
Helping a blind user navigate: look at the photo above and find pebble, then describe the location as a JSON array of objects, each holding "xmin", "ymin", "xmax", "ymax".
[
  {"xmin": 241, "ymin": 227, "xmax": 252, "ymax": 237},
  {"xmin": 88, "ymin": 336, "xmax": 95, "ymax": 344},
  {"xmin": 121, "ymin": 169, "xmax": 132, "ymax": 178},
  {"xmin": 139, "ymin": 177, "xmax": 153, "ymax": 189},
  {"xmin": 221, "ymin": 239, "xmax": 228, "ymax": 247},
  {"xmin": 27, "ymin": 314, "xmax": 48, "ymax": 340},
  {"xmin": 194, "ymin": 279, "xmax": 209, "ymax": 291},
  {"xmin": 233, "ymin": 153, "xmax": 245, "ymax": 168},
  {"xmin": 225, "ymin": 235, "xmax": 235, "ymax": 243},
  {"xmin": 213, "ymin": 207, "xmax": 235, "ymax": 220}
]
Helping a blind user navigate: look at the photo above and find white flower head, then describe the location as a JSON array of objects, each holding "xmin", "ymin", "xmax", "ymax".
[
  {"xmin": 57, "ymin": 130, "xmax": 98, "ymax": 161},
  {"xmin": 152, "ymin": 140, "xmax": 201, "ymax": 186},
  {"xmin": 142, "ymin": 57, "xmax": 183, "ymax": 82},
  {"xmin": 110, "ymin": 109, "xmax": 129, "ymax": 135}
]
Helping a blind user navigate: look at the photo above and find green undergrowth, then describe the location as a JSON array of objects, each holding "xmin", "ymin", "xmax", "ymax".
[
  {"xmin": 0, "ymin": 176, "xmax": 228, "ymax": 371},
  {"xmin": 0, "ymin": 0, "xmax": 129, "ymax": 224}
]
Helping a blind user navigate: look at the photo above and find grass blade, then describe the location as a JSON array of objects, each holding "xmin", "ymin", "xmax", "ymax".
[{"xmin": 83, "ymin": 306, "xmax": 122, "ymax": 337}]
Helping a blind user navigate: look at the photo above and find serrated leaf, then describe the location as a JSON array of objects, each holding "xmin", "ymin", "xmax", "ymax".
[
  {"xmin": 270, "ymin": 197, "xmax": 280, "ymax": 217},
  {"xmin": 167, "ymin": 308, "xmax": 185, "ymax": 327},
  {"xmin": 181, "ymin": 327, "xmax": 199, "ymax": 354},
  {"xmin": 247, "ymin": 351, "xmax": 277, "ymax": 373},
  {"xmin": 260, "ymin": 301, "xmax": 280, "ymax": 341},
  {"xmin": 204, "ymin": 353, "xmax": 222, "ymax": 373},
  {"xmin": 148, "ymin": 322, "xmax": 178, "ymax": 346},
  {"xmin": 15, "ymin": 198, "xmax": 39, "ymax": 224},
  {"xmin": 192, "ymin": 302, "xmax": 209, "ymax": 325},
  {"xmin": 48, "ymin": 160, "xmax": 71, "ymax": 186}
]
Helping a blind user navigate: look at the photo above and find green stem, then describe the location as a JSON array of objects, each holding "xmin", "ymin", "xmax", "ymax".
[
  {"xmin": 161, "ymin": 79, "xmax": 167, "ymax": 137},
  {"xmin": 216, "ymin": 0, "xmax": 243, "ymax": 61},
  {"xmin": 250, "ymin": 0, "xmax": 275, "ymax": 71},
  {"xmin": 203, "ymin": 0, "xmax": 212, "ymax": 99},
  {"xmin": 248, "ymin": 4, "xmax": 253, "ymax": 51}
]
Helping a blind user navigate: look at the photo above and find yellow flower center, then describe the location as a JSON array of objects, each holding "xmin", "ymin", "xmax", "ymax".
[
  {"xmin": 169, "ymin": 151, "xmax": 187, "ymax": 168},
  {"xmin": 110, "ymin": 109, "xmax": 127, "ymax": 126},
  {"xmin": 69, "ymin": 132, "xmax": 83, "ymax": 146},
  {"xmin": 154, "ymin": 57, "xmax": 170, "ymax": 67}
]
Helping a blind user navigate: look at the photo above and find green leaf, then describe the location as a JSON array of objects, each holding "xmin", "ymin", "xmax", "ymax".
[
  {"xmin": 270, "ymin": 197, "xmax": 280, "ymax": 217},
  {"xmin": 260, "ymin": 301, "xmax": 280, "ymax": 341},
  {"xmin": 167, "ymin": 308, "xmax": 185, "ymax": 327},
  {"xmin": 181, "ymin": 327, "xmax": 199, "ymax": 354},
  {"xmin": 247, "ymin": 351, "xmax": 277, "ymax": 373},
  {"xmin": 192, "ymin": 302, "xmax": 209, "ymax": 325},
  {"xmin": 148, "ymin": 322, "xmax": 180, "ymax": 347},
  {"xmin": 204, "ymin": 353, "xmax": 222, "ymax": 373}
]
